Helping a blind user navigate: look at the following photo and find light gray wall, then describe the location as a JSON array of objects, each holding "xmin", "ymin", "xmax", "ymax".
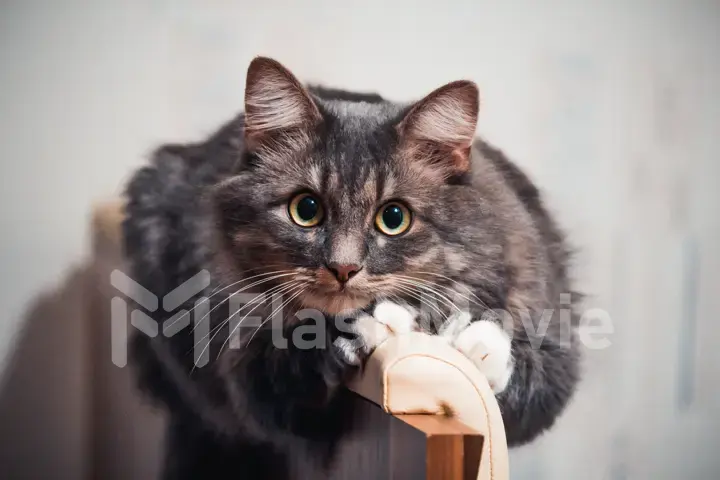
[{"xmin": 0, "ymin": 1, "xmax": 718, "ymax": 478}]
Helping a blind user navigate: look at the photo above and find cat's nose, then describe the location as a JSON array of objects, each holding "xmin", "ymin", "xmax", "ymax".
[{"xmin": 327, "ymin": 263, "xmax": 362, "ymax": 284}]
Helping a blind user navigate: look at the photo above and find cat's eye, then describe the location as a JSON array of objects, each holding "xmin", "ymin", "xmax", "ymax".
[
  {"xmin": 375, "ymin": 202, "xmax": 412, "ymax": 236},
  {"xmin": 288, "ymin": 192, "xmax": 324, "ymax": 227}
]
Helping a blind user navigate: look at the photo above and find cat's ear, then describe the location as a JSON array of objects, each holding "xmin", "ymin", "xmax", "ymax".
[
  {"xmin": 243, "ymin": 57, "xmax": 322, "ymax": 152},
  {"xmin": 397, "ymin": 80, "xmax": 479, "ymax": 178}
]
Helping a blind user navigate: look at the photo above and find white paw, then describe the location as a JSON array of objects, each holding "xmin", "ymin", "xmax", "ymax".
[
  {"xmin": 372, "ymin": 301, "xmax": 418, "ymax": 334},
  {"xmin": 333, "ymin": 301, "xmax": 417, "ymax": 365},
  {"xmin": 442, "ymin": 314, "xmax": 514, "ymax": 394}
]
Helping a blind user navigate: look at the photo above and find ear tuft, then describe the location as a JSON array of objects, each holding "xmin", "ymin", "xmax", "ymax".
[
  {"xmin": 244, "ymin": 57, "xmax": 321, "ymax": 147},
  {"xmin": 397, "ymin": 80, "xmax": 480, "ymax": 177}
]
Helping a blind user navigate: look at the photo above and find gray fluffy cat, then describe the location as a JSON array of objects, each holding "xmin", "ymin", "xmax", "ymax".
[{"xmin": 124, "ymin": 57, "xmax": 580, "ymax": 479}]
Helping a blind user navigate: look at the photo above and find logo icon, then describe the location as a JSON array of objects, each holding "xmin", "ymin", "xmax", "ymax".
[{"xmin": 110, "ymin": 269, "xmax": 211, "ymax": 367}]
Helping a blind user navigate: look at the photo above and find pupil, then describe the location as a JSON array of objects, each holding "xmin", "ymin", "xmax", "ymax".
[
  {"xmin": 297, "ymin": 196, "xmax": 318, "ymax": 221},
  {"xmin": 383, "ymin": 205, "xmax": 404, "ymax": 230}
]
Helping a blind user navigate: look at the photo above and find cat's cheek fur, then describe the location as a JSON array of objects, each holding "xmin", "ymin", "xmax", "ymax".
[{"xmin": 444, "ymin": 315, "xmax": 514, "ymax": 394}]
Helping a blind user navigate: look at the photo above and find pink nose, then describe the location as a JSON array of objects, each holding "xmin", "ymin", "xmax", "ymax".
[{"xmin": 327, "ymin": 263, "xmax": 362, "ymax": 283}]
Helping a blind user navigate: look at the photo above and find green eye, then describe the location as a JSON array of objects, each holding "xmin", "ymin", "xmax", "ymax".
[
  {"xmin": 375, "ymin": 202, "xmax": 412, "ymax": 236},
  {"xmin": 289, "ymin": 193, "xmax": 324, "ymax": 227}
]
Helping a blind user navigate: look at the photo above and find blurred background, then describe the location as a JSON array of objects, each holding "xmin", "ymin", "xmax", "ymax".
[{"xmin": 0, "ymin": 1, "xmax": 718, "ymax": 479}]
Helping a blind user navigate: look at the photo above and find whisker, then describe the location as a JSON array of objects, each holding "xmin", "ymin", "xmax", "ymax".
[
  {"xmin": 243, "ymin": 286, "xmax": 306, "ymax": 350},
  {"xmin": 165, "ymin": 269, "xmax": 297, "ymax": 332},
  {"xmin": 390, "ymin": 290, "xmax": 448, "ymax": 323},
  {"xmin": 189, "ymin": 272, "xmax": 298, "ymax": 334},
  {"xmin": 192, "ymin": 280, "xmax": 300, "ymax": 357},
  {"xmin": 205, "ymin": 264, "xmax": 292, "ymax": 296},
  {"xmin": 391, "ymin": 285, "xmax": 449, "ymax": 324},
  {"xmin": 394, "ymin": 278, "xmax": 464, "ymax": 314},
  {"xmin": 412, "ymin": 272, "xmax": 491, "ymax": 310},
  {"xmin": 214, "ymin": 281, "xmax": 303, "ymax": 358},
  {"xmin": 194, "ymin": 280, "xmax": 300, "ymax": 351},
  {"xmin": 397, "ymin": 275, "xmax": 488, "ymax": 312}
]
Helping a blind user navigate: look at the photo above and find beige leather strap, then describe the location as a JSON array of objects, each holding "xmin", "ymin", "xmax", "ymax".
[{"xmin": 349, "ymin": 332, "xmax": 509, "ymax": 480}]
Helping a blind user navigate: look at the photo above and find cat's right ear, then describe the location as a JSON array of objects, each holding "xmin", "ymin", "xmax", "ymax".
[{"xmin": 243, "ymin": 57, "xmax": 322, "ymax": 154}]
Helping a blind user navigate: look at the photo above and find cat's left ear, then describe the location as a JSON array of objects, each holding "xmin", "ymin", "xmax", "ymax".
[
  {"xmin": 243, "ymin": 57, "xmax": 322, "ymax": 153},
  {"xmin": 396, "ymin": 80, "xmax": 479, "ymax": 178}
]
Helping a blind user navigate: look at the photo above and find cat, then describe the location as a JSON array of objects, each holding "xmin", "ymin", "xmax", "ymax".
[{"xmin": 123, "ymin": 57, "xmax": 581, "ymax": 479}]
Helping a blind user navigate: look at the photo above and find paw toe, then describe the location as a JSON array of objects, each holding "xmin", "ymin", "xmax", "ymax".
[
  {"xmin": 372, "ymin": 301, "xmax": 417, "ymax": 333},
  {"xmin": 452, "ymin": 320, "xmax": 514, "ymax": 394}
]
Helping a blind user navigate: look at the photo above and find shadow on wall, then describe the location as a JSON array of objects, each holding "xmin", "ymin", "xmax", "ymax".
[{"xmin": 0, "ymin": 210, "xmax": 166, "ymax": 480}]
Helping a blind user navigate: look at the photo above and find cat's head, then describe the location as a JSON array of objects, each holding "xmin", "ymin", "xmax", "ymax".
[{"xmin": 213, "ymin": 57, "xmax": 483, "ymax": 315}]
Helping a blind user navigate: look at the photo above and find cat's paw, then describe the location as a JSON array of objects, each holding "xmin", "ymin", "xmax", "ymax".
[
  {"xmin": 333, "ymin": 301, "xmax": 417, "ymax": 365},
  {"xmin": 441, "ymin": 313, "xmax": 514, "ymax": 394},
  {"xmin": 372, "ymin": 301, "xmax": 418, "ymax": 335}
]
